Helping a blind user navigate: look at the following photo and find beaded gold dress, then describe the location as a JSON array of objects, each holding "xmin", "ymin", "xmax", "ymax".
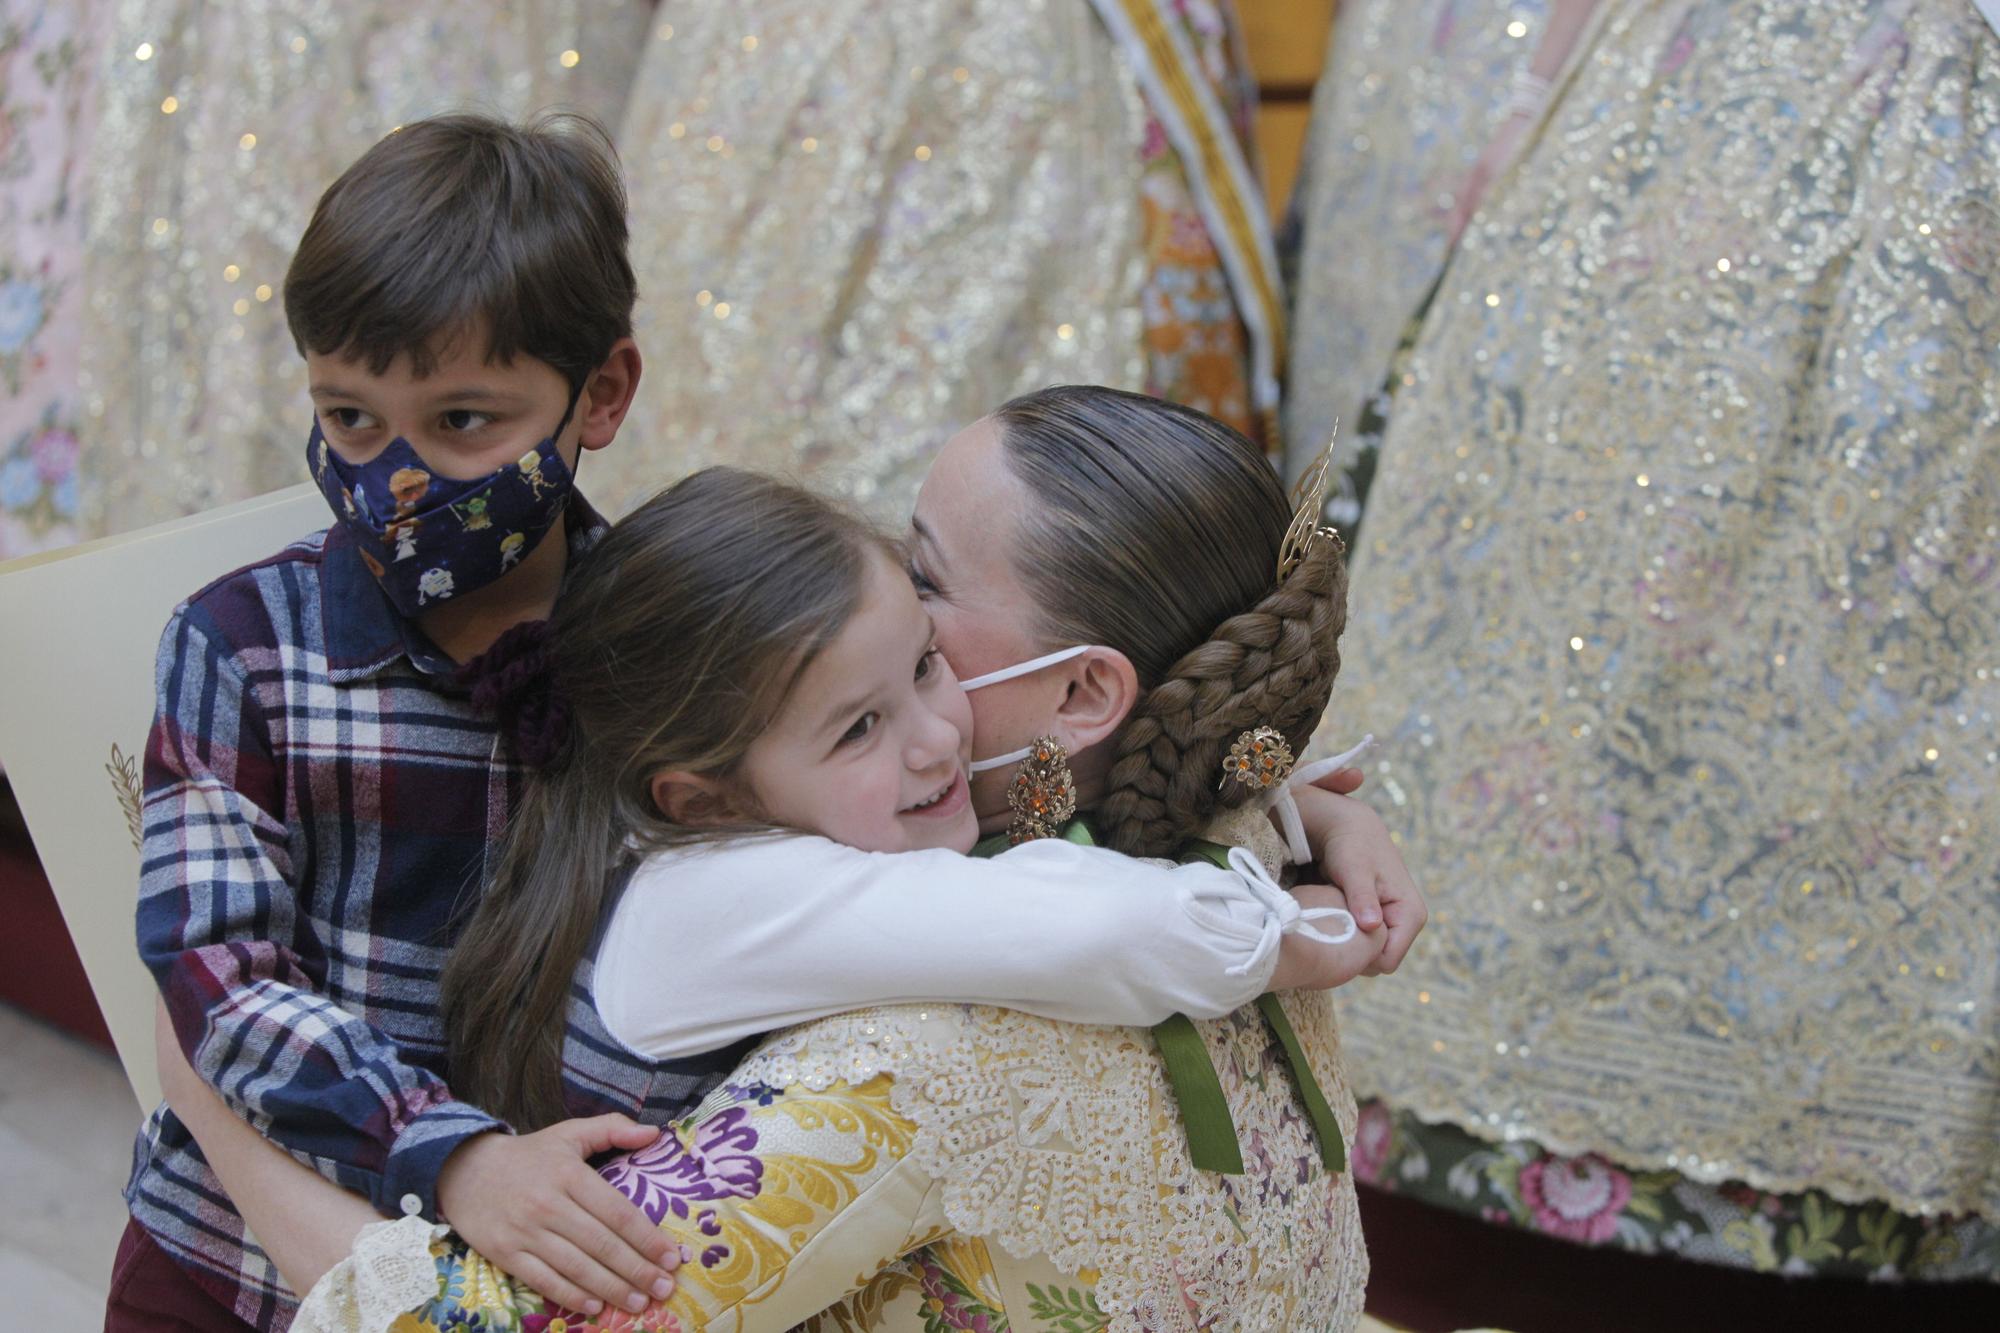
[
  {"xmin": 1288, "ymin": 0, "xmax": 2000, "ymax": 1278},
  {"xmin": 587, "ymin": 0, "xmax": 1279, "ymax": 523}
]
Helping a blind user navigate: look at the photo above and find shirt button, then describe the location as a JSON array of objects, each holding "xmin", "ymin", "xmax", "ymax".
[{"xmin": 400, "ymin": 1193, "xmax": 423, "ymax": 1217}]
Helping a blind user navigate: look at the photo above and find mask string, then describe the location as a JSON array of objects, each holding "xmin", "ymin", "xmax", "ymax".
[{"xmin": 957, "ymin": 644, "xmax": 1094, "ymax": 692}]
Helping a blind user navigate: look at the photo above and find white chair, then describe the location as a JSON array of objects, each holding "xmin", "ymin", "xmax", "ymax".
[{"xmin": 0, "ymin": 484, "xmax": 328, "ymax": 1111}]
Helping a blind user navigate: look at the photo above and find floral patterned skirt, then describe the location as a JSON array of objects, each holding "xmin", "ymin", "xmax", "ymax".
[{"xmin": 1352, "ymin": 1100, "xmax": 2000, "ymax": 1282}]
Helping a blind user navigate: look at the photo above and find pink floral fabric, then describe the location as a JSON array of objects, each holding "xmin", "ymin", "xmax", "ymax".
[{"xmin": 0, "ymin": 0, "xmax": 101, "ymax": 559}]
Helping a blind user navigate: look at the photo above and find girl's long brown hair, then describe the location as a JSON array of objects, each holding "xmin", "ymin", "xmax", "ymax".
[
  {"xmin": 443, "ymin": 467, "xmax": 889, "ymax": 1130},
  {"xmin": 993, "ymin": 386, "xmax": 1349, "ymax": 858}
]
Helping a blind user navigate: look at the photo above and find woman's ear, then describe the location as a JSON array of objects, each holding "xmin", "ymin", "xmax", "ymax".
[
  {"xmin": 1054, "ymin": 647, "xmax": 1140, "ymax": 752},
  {"xmin": 649, "ymin": 770, "xmax": 743, "ymax": 827}
]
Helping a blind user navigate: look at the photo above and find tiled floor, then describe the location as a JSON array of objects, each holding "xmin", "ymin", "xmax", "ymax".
[{"xmin": 0, "ymin": 1003, "xmax": 140, "ymax": 1324}]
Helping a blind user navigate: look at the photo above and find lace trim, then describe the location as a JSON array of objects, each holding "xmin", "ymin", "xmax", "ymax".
[
  {"xmin": 293, "ymin": 1215, "xmax": 449, "ymax": 1333},
  {"xmin": 736, "ymin": 996, "xmax": 1366, "ymax": 1331}
]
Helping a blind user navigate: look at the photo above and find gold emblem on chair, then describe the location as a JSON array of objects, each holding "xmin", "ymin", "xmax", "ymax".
[{"xmin": 106, "ymin": 742, "xmax": 144, "ymax": 850}]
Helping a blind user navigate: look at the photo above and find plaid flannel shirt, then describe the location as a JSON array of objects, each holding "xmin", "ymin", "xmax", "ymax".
[{"xmin": 124, "ymin": 503, "xmax": 739, "ymax": 1330}]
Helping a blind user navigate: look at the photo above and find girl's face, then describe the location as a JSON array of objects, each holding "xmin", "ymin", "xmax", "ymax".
[{"xmin": 737, "ymin": 550, "xmax": 979, "ymax": 854}]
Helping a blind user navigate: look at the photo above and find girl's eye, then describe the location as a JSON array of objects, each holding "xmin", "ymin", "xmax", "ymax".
[
  {"xmin": 325, "ymin": 407, "xmax": 375, "ymax": 431},
  {"xmin": 442, "ymin": 409, "xmax": 494, "ymax": 432},
  {"xmin": 915, "ymin": 647, "xmax": 941, "ymax": 682},
  {"xmin": 839, "ymin": 712, "xmax": 879, "ymax": 746}
]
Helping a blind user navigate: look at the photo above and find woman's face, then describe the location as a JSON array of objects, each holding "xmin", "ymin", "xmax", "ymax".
[{"xmin": 908, "ymin": 419, "xmax": 1083, "ymax": 833}]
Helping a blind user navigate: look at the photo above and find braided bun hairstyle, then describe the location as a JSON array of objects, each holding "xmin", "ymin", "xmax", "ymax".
[{"xmin": 993, "ymin": 385, "xmax": 1349, "ymax": 858}]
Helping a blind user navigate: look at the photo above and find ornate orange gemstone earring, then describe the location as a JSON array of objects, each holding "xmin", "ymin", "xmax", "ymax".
[{"xmin": 1008, "ymin": 735, "xmax": 1076, "ymax": 844}]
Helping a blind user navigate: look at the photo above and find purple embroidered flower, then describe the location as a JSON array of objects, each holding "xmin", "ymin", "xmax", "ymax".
[
  {"xmin": 598, "ymin": 1109, "xmax": 764, "ymax": 1225},
  {"xmin": 29, "ymin": 426, "xmax": 77, "ymax": 485},
  {"xmin": 724, "ymin": 1080, "xmax": 780, "ymax": 1106},
  {"xmin": 1519, "ymin": 1153, "xmax": 1634, "ymax": 1244}
]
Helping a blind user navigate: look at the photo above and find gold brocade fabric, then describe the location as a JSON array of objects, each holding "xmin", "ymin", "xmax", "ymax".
[
  {"xmin": 740, "ymin": 994, "xmax": 1367, "ymax": 1333},
  {"xmin": 1294, "ymin": 0, "xmax": 2000, "ymax": 1216},
  {"xmin": 595, "ymin": 0, "xmax": 1152, "ymax": 523},
  {"xmin": 77, "ymin": 0, "xmax": 650, "ymax": 536}
]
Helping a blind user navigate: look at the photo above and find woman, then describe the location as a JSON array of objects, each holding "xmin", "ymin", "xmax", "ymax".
[
  {"xmin": 168, "ymin": 388, "xmax": 1420, "ymax": 1331},
  {"xmin": 1287, "ymin": 0, "xmax": 2000, "ymax": 1283}
]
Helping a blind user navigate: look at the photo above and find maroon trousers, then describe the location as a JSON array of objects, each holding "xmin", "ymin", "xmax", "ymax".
[{"xmin": 104, "ymin": 1218, "xmax": 256, "ymax": 1333}]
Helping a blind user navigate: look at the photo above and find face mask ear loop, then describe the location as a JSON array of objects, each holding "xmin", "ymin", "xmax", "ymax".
[
  {"xmin": 967, "ymin": 743, "xmax": 1037, "ymax": 775},
  {"xmin": 957, "ymin": 644, "xmax": 1095, "ymax": 693},
  {"xmin": 552, "ymin": 377, "xmax": 587, "ymax": 449}
]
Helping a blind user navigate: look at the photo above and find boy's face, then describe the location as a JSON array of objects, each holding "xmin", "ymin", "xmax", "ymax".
[{"xmin": 307, "ymin": 325, "xmax": 584, "ymax": 483}]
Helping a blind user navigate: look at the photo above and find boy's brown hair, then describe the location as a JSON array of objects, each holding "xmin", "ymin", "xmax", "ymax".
[{"xmin": 284, "ymin": 112, "xmax": 635, "ymax": 391}]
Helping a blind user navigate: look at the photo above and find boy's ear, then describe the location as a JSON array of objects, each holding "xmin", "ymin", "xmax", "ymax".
[
  {"xmin": 649, "ymin": 770, "xmax": 743, "ymax": 828},
  {"xmin": 577, "ymin": 338, "xmax": 642, "ymax": 452}
]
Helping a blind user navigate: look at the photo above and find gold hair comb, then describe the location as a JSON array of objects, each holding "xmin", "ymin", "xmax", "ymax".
[{"xmin": 1276, "ymin": 426, "xmax": 1345, "ymax": 583}]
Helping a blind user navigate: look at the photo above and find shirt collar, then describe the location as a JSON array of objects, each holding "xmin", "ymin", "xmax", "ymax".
[{"xmin": 320, "ymin": 494, "xmax": 609, "ymax": 685}]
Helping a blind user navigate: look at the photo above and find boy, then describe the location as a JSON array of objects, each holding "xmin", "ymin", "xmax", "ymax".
[{"xmin": 110, "ymin": 114, "xmax": 686, "ymax": 1332}]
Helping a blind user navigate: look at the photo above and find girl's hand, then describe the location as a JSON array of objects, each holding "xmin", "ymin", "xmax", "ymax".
[
  {"xmin": 436, "ymin": 1118, "xmax": 682, "ymax": 1319},
  {"xmin": 1291, "ymin": 784, "xmax": 1428, "ymax": 974},
  {"xmin": 1269, "ymin": 883, "xmax": 1389, "ymax": 991}
]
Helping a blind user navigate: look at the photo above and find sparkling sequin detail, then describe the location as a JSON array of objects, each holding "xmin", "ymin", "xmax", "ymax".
[{"xmin": 1295, "ymin": 0, "xmax": 2000, "ymax": 1218}]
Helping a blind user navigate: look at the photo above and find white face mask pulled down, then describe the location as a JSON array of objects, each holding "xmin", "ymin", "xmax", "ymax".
[{"xmin": 957, "ymin": 644, "xmax": 1097, "ymax": 773}]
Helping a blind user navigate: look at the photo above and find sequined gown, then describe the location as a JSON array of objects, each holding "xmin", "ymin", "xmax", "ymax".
[
  {"xmin": 75, "ymin": 0, "xmax": 651, "ymax": 538},
  {"xmin": 1287, "ymin": 0, "xmax": 2000, "ymax": 1278},
  {"xmin": 587, "ymin": 0, "xmax": 1276, "ymax": 523}
]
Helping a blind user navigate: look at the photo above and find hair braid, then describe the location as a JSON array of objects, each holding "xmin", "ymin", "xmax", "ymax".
[{"xmin": 1097, "ymin": 539, "xmax": 1349, "ymax": 858}]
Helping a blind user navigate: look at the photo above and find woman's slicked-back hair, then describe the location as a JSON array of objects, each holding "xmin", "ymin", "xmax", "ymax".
[
  {"xmin": 283, "ymin": 111, "xmax": 635, "ymax": 392},
  {"xmin": 992, "ymin": 385, "xmax": 1349, "ymax": 857}
]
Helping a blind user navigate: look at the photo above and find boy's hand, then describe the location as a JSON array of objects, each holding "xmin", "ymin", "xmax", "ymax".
[
  {"xmin": 437, "ymin": 1117, "xmax": 682, "ymax": 1319},
  {"xmin": 1270, "ymin": 883, "xmax": 1390, "ymax": 990},
  {"xmin": 1292, "ymin": 783, "xmax": 1427, "ymax": 974}
]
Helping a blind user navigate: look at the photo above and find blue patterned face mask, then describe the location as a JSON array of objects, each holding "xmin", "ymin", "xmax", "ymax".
[{"xmin": 308, "ymin": 393, "xmax": 579, "ymax": 618}]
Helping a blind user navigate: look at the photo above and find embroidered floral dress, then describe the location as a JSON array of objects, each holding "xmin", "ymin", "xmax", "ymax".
[
  {"xmin": 585, "ymin": 0, "xmax": 1281, "ymax": 525},
  {"xmin": 1285, "ymin": 0, "xmax": 2000, "ymax": 1279}
]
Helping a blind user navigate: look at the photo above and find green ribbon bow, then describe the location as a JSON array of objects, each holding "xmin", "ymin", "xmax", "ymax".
[{"xmin": 973, "ymin": 824, "xmax": 1346, "ymax": 1176}]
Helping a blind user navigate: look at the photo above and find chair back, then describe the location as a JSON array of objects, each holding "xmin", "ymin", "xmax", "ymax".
[{"xmin": 0, "ymin": 485, "xmax": 327, "ymax": 1110}]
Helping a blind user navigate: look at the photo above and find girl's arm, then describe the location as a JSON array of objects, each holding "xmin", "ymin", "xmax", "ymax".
[
  {"xmin": 153, "ymin": 999, "xmax": 379, "ymax": 1294},
  {"xmin": 595, "ymin": 836, "xmax": 1362, "ymax": 1062}
]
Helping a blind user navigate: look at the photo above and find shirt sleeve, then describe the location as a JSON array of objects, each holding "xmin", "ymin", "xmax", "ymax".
[
  {"xmin": 136, "ymin": 606, "xmax": 502, "ymax": 1220},
  {"xmin": 597, "ymin": 835, "xmax": 1295, "ymax": 1061}
]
